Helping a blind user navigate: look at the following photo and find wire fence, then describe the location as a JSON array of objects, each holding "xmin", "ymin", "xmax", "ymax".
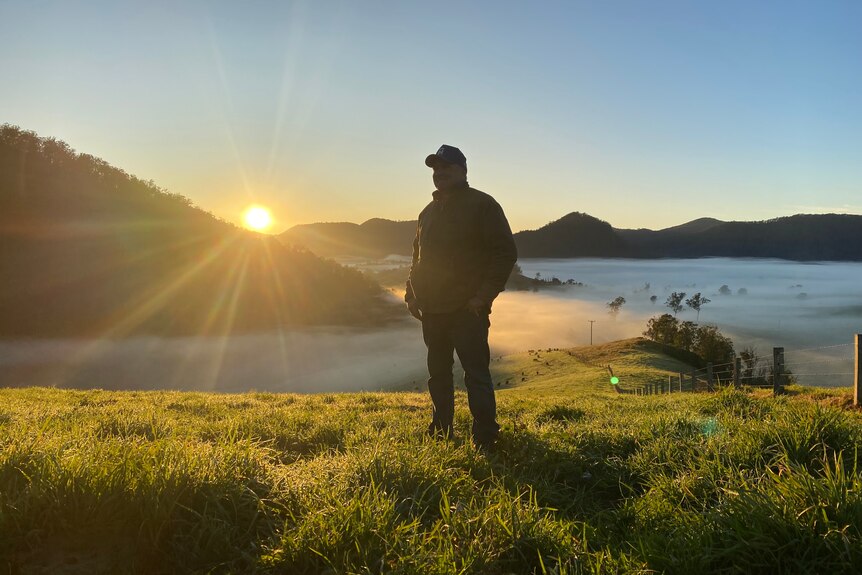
[{"xmin": 617, "ymin": 335, "xmax": 860, "ymax": 401}]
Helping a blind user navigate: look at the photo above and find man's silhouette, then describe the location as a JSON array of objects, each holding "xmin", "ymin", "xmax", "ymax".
[{"xmin": 405, "ymin": 145, "xmax": 517, "ymax": 451}]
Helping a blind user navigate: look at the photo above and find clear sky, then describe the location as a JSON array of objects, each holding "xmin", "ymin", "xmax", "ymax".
[{"xmin": 2, "ymin": 0, "xmax": 861, "ymax": 233}]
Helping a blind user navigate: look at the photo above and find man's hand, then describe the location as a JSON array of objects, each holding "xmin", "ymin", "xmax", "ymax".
[
  {"xmin": 466, "ymin": 297, "xmax": 488, "ymax": 317},
  {"xmin": 406, "ymin": 299, "xmax": 423, "ymax": 321}
]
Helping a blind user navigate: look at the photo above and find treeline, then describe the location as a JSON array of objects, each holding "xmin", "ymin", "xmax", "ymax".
[
  {"xmin": 0, "ymin": 125, "xmax": 397, "ymax": 337},
  {"xmin": 283, "ymin": 211, "xmax": 862, "ymax": 262},
  {"xmin": 617, "ymin": 214, "xmax": 862, "ymax": 260},
  {"xmin": 281, "ymin": 219, "xmax": 417, "ymax": 259}
]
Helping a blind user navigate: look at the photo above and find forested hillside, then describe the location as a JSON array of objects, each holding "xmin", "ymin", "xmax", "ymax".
[
  {"xmin": 617, "ymin": 214, "xmax": 862, "ymax": 260},
  {"xmin": 282, "ymin": 210, "xmax": 862, "ymax": 262},
  {"xmin": 280, "ymin": 218, "xmax": 416, "ymax": 258},
  {"xmin": 0, "ymin": 125, "xmax": 397, "ymax": 337},
  {"xmin": 514, "ymin": 212, "xmax": 631, "ymax": 257}
]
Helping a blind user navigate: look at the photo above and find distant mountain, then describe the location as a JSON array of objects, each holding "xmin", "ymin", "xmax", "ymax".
[
  {"xmin": 619, "ymin": 217, "xmax": 725, "ymax": 241},
  {"xmin": 280, "ymin": 218, "xmax": 416, "ymax": 258},
  {"xmin": 617, "ymin": 214, "xmax": 862, "ymax": 260},
  {"xmin": 282, "ymin": 210, "xmax": 862, "ymax": 262},
  {"xmin": 514, "ymin": 212, "xmax": 631, "ymax": 258},
  {"xmin": 0, "ymin": 126, "xmax": 397, "ymax": 337}
]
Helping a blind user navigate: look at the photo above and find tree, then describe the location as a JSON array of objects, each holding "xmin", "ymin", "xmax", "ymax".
[
  {"xmin": 665, "ymin": 291, "xmax": 686, "ymax": 315},
  {"xmin": 643, "ymin": 314, "xmax": 679, "ymax": 344},
  {"xmin": 607, "ymin": 296, "xmax": 626, "ymax": 316},
  {"xmin": 650, "ymin": 295, "xmax": 658, "ymax": 304},
  {"xmin": 674, "ymin": 321, "xmax": 698, "ymax": 351},
  {"xmin": 685, "ymin": 292, "xmax": 711, "ymax": 321},
  {"xmin": 692, "ymin": 325, "xmax": 735, "ymax": 369},
  {"xmin": 718, "ymin": 285, "xmax": 731, "ymax": 295}
]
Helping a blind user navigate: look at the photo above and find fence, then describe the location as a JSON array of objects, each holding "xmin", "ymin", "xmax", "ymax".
[{"xmin": 617, "ymin": 334, "xmax": 862, "ymax": 406}]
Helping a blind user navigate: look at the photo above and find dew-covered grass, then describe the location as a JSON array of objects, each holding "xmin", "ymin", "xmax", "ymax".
[{"xmin": 1, "ymin": 339, "xmax": 861, "ymax": 573}]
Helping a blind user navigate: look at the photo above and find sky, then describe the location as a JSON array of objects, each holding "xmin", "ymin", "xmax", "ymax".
[{"xmin": 2, "ymin": 0, "xmax": 861, "ymax": 233}]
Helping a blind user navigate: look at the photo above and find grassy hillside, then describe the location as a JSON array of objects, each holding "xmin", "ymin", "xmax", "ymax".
[{"xmin": 2, "ymin": 339, "xmax": 861, "ymax": 574}]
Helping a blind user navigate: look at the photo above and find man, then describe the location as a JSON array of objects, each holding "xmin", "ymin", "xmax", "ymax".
[{"xmin": 405, "ymin": 144, "xmax": 518, "ymax": 451}]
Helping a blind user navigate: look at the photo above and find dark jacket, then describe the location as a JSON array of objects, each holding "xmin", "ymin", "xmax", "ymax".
[{"xmin": 405, "ymin": 183, "xmax": 517, "ymax": 314}]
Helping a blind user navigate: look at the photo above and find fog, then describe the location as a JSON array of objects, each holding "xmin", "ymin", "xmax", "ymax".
[
  {"xmin": 0, "ymin": 292, "xmax": 627, "ymax": 393},
  {"xmin": 2, "ymin": 258, "xmax": 860, "ymax": 392},
  {"xmin": 517, "ymin": 258, "xmax": 862, "ymax": 387}
]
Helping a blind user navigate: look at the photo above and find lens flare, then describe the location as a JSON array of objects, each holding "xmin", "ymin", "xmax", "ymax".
[{"xmin": 243, "ymin": 205, "xmax": 272, "ymax": 231}]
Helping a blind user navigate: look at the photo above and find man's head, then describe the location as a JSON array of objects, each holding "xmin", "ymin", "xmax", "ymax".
[{"xmin": 425, "ymin": 144, "xmax": 468, "ymax": 191}]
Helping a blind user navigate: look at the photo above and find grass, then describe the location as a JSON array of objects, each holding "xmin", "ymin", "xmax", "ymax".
[{"xmin": 1, "ymin": 338, "xmax": 861, "ymax": 573}]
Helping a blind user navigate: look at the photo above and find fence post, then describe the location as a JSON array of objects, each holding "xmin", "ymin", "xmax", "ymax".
[
  {"xmin": 773, "ymin": 347, "xmax": 785, "ymax": 396},
  {"xmin": 734, "ymin": 357, "xmax": 741, "ymax": 388},
  {"xmin": 668, "ymin": 375, "xmax": 672, "ymax": 393},
  {"xmin": 678, "ymin": 372, "xmax": 684, "ymax": 392},
  {"xmin": 855, "ymin": 334, "xmax": 860, "ymax": 407},
  {"xmin": 706, "ymin": 363, "xmax": 714, "ymax": 392},
  {"xmin": 690, "ymin": 369, "xmax": 696, "ymax": 392}
]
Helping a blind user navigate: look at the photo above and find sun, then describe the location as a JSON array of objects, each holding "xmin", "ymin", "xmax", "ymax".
[{"xmin": 243, "ymin": 205, "xmax": 273, "ymax": 231}]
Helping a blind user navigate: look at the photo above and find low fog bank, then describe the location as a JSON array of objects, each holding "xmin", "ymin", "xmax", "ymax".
[
  {"xmin": 0, "ymin": 292, "xmax": 646, "ymax": 394},
  {"xmin": 3, "ymin": 257, "xmax": 859, "ymax": 392},
  {"xmin": 519, "ymin": 257, "xmax": 862, "ymax": 387},
  {"xmin": 0, "ymin": 324, "xmax": 429, "ymax": 393},
  {"xmin": 488, "ymin": 292, "xmax": 644, "ymax": 353}
]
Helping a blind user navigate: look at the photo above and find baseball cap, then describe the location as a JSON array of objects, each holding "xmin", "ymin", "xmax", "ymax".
[{"xmin": 425, "ymin": 144, "xmax": 467, "ymax": 170}]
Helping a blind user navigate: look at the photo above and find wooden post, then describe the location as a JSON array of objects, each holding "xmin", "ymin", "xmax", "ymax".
[
  {"xmin": 734, "ymin": 357, "xmax": 741, "ymax": 388},
  {"xmin": 706, "ymin": 363, "xmax": 714, "ymax": 392},
  {"xmin": 773, "ymin": 347, "xmax": 784, "ymax": 396},
  {"xmin": 854, "ymin": 334, "xmax": 860, "ymax": 407},
  {"xmin": 679, "ymin": 372, "xmax": 684, "ymax": 392},
  {"xmin": 690, "ymin": 369, "xmax": 696, "ymax": 392},
  {"xmin": 668, "ymin": 375, "xmax": 672, "ymax": 393}
]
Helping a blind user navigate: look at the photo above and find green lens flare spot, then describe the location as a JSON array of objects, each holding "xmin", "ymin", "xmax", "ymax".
[{"xmin": 610, "ymin": 376, "xmax": 619, "ymax": 385}]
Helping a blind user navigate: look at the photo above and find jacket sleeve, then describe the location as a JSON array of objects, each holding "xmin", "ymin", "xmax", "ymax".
[
  {"xmin": 405, "ymin": 222, "xmax": 420, "ymax": 303},
  {"xmin": 475, "ymin": 199, "xmax": 518, "ymax": 306}
]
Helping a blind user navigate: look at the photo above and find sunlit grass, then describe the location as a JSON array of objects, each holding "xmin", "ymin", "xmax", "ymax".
[{"xmin": 1, "ymin": 341, "xmax": 861, "ymax": 573}]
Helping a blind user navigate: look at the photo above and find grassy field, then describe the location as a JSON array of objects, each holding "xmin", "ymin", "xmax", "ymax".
[{"xmin": 1, "ymin": 338, "xmax": 861, "ymax": 574}]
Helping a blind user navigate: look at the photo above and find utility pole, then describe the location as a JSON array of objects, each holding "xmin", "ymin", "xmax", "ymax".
[{"xmin": 588, "ymin": 320, "xmax": 595, "ymax": 345}]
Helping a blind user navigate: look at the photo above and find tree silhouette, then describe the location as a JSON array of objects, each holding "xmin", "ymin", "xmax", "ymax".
[
  {"xmin": 685, "ymin": 292, "xmax": 711, "ymax": 321},
  {"xmin": 665, "ymin": 292, "xmax": 686, "ymax": 315},
  {"xmin": 607, "ymin": 296, "xmax": 626, "ymax": 316}
]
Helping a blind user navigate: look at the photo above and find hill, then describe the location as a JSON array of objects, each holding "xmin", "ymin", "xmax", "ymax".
[
  {"xmin": 514, "ymin": 212, "xmax": 631, "ymax": 258},
  {"xmin": 280, "ymin": 218, "xmax": 417, "ymax": 258},
  {"xmin": 2, "ymin": 338, "xmax": 860, "ymax": 573},
  {"xmin": 281, "ymin": 211, "xmax": 862, "ymax": 262},
  {"xmin": 616, "ymin": 214, "xmax": 862, "ymax": 260},
  {"xmin": 0, "ymin": 125, "xmax": 398, "ymax": 337}
]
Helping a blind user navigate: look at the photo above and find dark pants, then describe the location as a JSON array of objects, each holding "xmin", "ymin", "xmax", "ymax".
[{"xmin": 422, "ymin": 309, "xmax": 499, "ymax": 444}]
